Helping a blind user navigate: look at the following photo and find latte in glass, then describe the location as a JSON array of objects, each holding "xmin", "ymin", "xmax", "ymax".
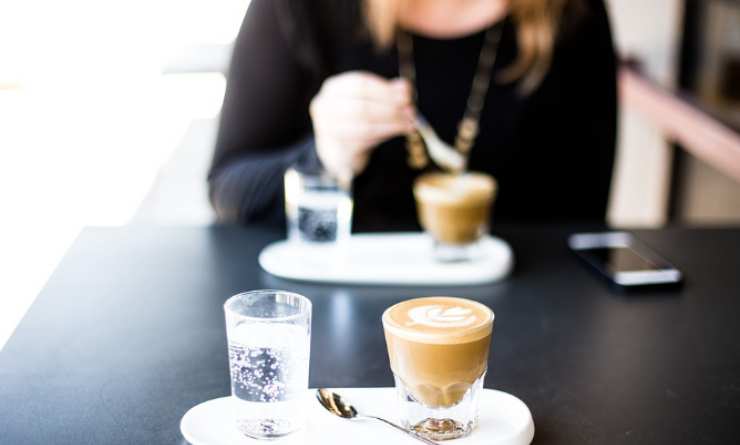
[
  {"xmin": 382, "ymin": 297, "xmax": 494, "ymax": 440},
  {"xmin": 413, "ymin": 172, "xmax": 497, "ymax": 262}
]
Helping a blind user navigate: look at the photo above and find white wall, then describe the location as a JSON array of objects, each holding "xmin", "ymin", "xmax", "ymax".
[
  {"xmin": 680, "ymin": 1, "xmax": 740, "ymax": 225},
  {"xmin": 0, "ymin": 0, "xmax": 243, "ymax": 349},
  {"xmin": 605, "ymin": 0, "xmax": 684, "ymax": 227}
]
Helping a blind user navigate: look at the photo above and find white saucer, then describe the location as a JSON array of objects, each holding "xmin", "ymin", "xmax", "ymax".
[
  {"xmin": 181, "ymin": 387, "xmax": 534, "ymax": 445},
  {"xmin": 258, "ymin": 233, "xmax": 514, "ymax": 286}
]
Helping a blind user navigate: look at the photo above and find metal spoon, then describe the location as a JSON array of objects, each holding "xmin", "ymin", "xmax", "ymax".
[
  {"xmin": 415, "ymin": 115, "xmax": 466, "ymax": 173},
  {"xmin": 316, "ymin": 388, "xmax": 439, "ymax": 445}
]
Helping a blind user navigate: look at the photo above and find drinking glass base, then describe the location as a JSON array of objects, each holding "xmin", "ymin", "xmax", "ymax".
[
  {"xmin": 237, "ymin": 418, "xmax": 298, "ymax": 440},
  {"xmin": 394, "ymin": 373, "xmax": 485, "ymax": 441},
  {"xmin": 433, "ymin": 240, "xmax": 483, "ymax": 263},
  {"xmin": 410, "ymin": 417, "xmax": 475, "ymax": 441}
]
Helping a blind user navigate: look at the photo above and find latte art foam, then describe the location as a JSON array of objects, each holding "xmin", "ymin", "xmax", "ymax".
[
  {"xmin": 407, "ymin": 305, "xmax": 477, "ymax": 328},
  {"xmin": 383, "ymin": 297, "xmax": 494, "ymax": 344}
]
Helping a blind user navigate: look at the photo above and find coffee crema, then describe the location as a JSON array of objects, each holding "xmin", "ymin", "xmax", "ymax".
[
  {"xmin": 383, "ymin": 297, "xmax": 493, "ymax": 344},
  {"xmin": 383, "ymin": 297, "xmax": 494, "ymax": 408},
  {"xmin": 413, "ymin": 173, "xmax": 496, "ymax": 245}
]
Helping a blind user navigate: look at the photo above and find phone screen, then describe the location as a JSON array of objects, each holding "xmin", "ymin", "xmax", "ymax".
[{"xmin": 578, "ymin": 247, "xmax": 661, "ymax": 274}]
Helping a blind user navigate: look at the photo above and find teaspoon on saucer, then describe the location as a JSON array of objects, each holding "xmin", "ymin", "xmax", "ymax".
[{"xmin": 316, "ymin": 388, "xmax": 439, "ymax": 445}]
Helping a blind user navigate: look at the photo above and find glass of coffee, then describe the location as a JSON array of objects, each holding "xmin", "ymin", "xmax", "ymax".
[
  {"xmin": 413, "ymin": 172, "xmax": 496, "ymax": 262},
  {"xmin": 382, "ymin": 296, "xmax": 494, "ymax": 440}
]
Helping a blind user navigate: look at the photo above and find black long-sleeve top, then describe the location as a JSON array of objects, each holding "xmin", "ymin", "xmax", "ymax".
[{"xmin": 209, "ymin": 0, "xmax": 617, "ymax": 232}]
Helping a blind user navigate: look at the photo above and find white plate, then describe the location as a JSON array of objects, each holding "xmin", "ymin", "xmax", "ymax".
[
  {"xmin": 181, "ymin": 387, "xmax": 534, "ymax": 445},
  {"xmin": 258, "ymin": 233, "xmax": 513, "ymax": 286}
]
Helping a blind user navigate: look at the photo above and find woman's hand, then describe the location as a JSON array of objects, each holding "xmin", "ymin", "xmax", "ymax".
[{"xmin": 310, "ymin": 71, "xmax": 414, "ymax": 186}]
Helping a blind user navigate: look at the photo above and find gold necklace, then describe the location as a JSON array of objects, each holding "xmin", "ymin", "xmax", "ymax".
[{"xmin": 397, "ymin": 25, "xmax": 503, "ymax": 169}]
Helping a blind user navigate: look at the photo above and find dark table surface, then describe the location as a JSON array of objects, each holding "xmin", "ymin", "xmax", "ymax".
[{"xmin": 1, "ymin": 225, "xmax": 739, "ymax": 444}]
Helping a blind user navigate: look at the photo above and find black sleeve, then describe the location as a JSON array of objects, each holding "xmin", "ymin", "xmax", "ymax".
[
  {"xmin": 565, "ymin": 0, "xmax": 618, "ymax": 220},
  {"xmin": 541, "ymin": 0, "xmax": 618, "ymax": 220},
  {"xmin": 208, "ymin": 0, "xmax": 317, "ymax": 226}
]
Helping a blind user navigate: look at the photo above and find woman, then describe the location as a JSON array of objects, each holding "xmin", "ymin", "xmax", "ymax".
[{"xmin": 209, "ymin": 0, "xmax": 617, "ymax": 231}]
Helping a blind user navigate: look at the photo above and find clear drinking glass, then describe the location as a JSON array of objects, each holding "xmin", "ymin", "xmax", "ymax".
[
  {"xmin": 413, "ymin": 172, "xmax": 497, "ymax": 262},
  {"xmin": 224, "ymin": 290, "xmax": 312, "ymax": 439},
  {"xmin": 382, "ymin": 297, "xmax": 494, "ymax": 441},
  {"xmin": 284, "ymin": 166, "xmax": 353, "ymax": 244}
]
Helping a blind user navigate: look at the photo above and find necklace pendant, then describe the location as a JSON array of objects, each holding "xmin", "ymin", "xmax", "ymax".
[
  {"xmin": 458, "ymin": 117, "xmax": 479, "ymax": 141},
  {"xmin": 455, "ymin": 138, "xmax": 474, "ymax": 155},
  {"xmin": 455, "ymin": 117, "xmax": 479, "ymax": 154},
  {"xmin": 406, "ymin": 132, "xmax": 428, "ymax": 169}
]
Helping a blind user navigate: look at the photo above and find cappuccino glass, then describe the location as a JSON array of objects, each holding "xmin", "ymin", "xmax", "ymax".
[
  {"xmin": 413, "ymin": 172, "xmax": 496, "ymax": 262},
  {"xmin": 382, "ymin": 297, "xmax": 494, "ymax": 440}
]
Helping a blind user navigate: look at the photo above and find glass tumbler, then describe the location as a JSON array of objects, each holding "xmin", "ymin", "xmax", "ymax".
[
  {"xmin": 224, "ymin": 290, "xmax": 312, "ymax": 439},
  {"xmin": 284, "ymin": 166, "xmax": 353, "ymax": 244},
  {"xmin": 382, "ymin": 297, "xmax": 494, "ymax": 441},
  {"xmin": 413, "ymin": 172, "xmax": 497, "ymax": 262}
]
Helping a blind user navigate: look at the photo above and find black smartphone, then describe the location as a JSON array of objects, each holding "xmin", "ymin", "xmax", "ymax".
[{"xmin": 568, "ymin": 232, "xmax": 683, "ymax": 288}]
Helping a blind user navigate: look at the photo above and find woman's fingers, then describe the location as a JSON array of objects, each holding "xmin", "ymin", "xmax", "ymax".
[
  {"xmin": 323, "ymin": 72, "xmax": 411, "ymax": 105},
  {"xmin": 313, "ymin": 74, "xmax": 413, "ymax": 128},
  {"xmin": 312, "ymin": 71, "xmax": 413, "ymax": 140},
  {"xmin": 310, "ymin": 71, "xmax": 415, "ymax": 181},
  {"xmin": 337, "ymin": 120, "xmax": 412, "ymax": 148},
  {"xmin": 320, "ymin": 97, "xmax": 415, "ymax": 126},
  {"xmin": 312, "ymin": 91, "xmax": 415, "ymax": 144}
]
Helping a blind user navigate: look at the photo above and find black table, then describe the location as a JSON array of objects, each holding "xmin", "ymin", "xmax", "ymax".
[{"xmin": 1, "ymin": 226, "xmax": 739, "ymax": 444}]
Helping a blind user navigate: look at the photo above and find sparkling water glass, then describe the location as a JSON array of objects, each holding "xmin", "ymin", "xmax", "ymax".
[
  {"xmin": 224, "ymin": 290, "xmax": 312, "ymax": 439},
  {"xmin": 284, "ymin": 166, "xmax": 353, "ymax": 244}
]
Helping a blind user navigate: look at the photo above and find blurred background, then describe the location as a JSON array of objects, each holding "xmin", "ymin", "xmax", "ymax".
[{"xmin": 1, "ymin": 0, "xmax": 738, "ymax": 347}]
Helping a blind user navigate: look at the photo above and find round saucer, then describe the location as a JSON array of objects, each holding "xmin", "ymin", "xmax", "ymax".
[
  {"xmin": 259, "ymin": 233, "xmax": 514, "ymax": 286},
  {"xmin": 180, "ymin": 388, "xmax": 533, "ymax": 445}
]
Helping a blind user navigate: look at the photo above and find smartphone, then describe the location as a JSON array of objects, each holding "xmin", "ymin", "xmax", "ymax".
[{"xmin": 568, "ymin": 232, "xmax": 682, "ymax": 288}]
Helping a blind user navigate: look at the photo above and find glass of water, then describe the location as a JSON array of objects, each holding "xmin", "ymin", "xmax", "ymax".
[
  {"xmin": 224, "ymin": 290, "xmax": 312, "ymax": 439},
  {"xmin": 284, "ymin": 166, "xmax": 353, "ymax": 244}
]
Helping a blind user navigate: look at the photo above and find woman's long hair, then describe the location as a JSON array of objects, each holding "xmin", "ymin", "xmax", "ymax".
[{"xmin": 364, "ymin": 0, "xmax": 575, "ymax": 92}]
